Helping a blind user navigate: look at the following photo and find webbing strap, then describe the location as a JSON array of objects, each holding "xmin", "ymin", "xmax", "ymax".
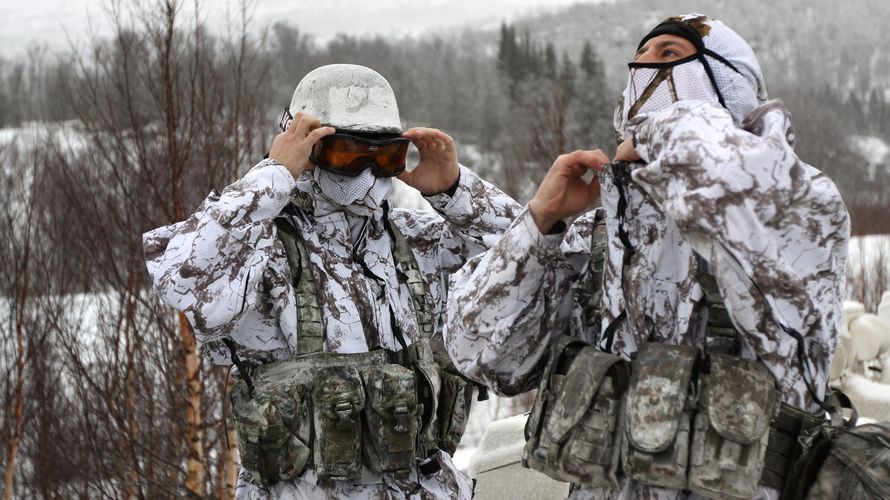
[
  {"xmin": 274, "ymin": 216, "xmax": 325, "ymax": 354},
  {"xmin": 581, "ymin": 209, "xmax": 608, "ymax": 338},
  {"xmin": 383, "ymin": 204, "xmax": 435, "ymax": 339},
  {"xmin": 272, "ymin": 207, "xmax": 435, "ymax": 354},
  {"xmin": 697, "ymin": 259, "xmax": 741, "ymax": 356}
]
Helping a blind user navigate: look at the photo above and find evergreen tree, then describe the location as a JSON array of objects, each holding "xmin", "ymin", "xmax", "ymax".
[
  {"xmin": 544, "ymin": 43, "xmax": 558, "ymax": 81},
  {"xmin": 575, "ymin": 40, "xmax": 614, "ymax": 149},
  {"xmin": 558, "ymin": 51, "xmax": 576, "ymax": 101}
]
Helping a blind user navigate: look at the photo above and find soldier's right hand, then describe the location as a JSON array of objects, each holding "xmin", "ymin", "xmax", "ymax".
[
  {"xmin": 269, "ymin": 112, "xmax": 336, "ymax": 179},
  {"xmin": 528, "ymin": 150, "xmax": 608, "ymax": 233}
]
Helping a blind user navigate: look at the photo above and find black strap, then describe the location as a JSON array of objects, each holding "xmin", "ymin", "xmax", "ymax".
[
  {"xmin": 601, "ymin": 311, "xmax": 627, "ymax": 353},
  {"xmin": 418, "ymin": 458, "xmax": 442, "ymax": 475},
  {"xmin": 600, "ymin": 162, "xmax": 635, "ymax": 353},
  {"xmin": 223, "ymin": 337, "xmax": 255, "ymax": 398}
]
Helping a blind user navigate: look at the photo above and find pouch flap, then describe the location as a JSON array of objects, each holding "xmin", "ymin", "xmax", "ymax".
[
  {"xmin": 626, "ymin": 343, "xmax": 698, "ymax": 453},
  {"xmin": 546, "ymin": 347, "xmax": 627, "ymax": 444},
  {"xmin": 316, "ymin": 366, "xmax": 365, "ymax": 419},
  {"xmin": 524, "ymin": 335, "xmax": 590, "ymax": 443},
  {"xmin": 364, "ymin": 364, "xmax": 417, "ymax": 415},
  {"xmin": 705, "ymin": 354, "xmax": 777, "ymax": 445}
]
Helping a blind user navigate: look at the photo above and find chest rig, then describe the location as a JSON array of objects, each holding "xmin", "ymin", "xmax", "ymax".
[
  {"xmin": 228, "ymin": 203, "xmax": 476, "ymax": 487},
  {"xmin": 524, "ymin": 166, "xmax": 823, "ymax": 498}
]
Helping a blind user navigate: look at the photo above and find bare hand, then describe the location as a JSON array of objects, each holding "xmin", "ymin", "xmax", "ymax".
[
  {"xmin": 528, "ymin": 150, "xmax": 608, "ymax": 233},
  {"xmin": 269, "ymin": 112, "xmax": 336, "ymax": 179},
  {"xmin": 398, "ymin": 127, "xmax": 460, "ymax": 196},
  {"xmin": 614, "ymin": 137, "xmax": 640, "ymax": 162}
]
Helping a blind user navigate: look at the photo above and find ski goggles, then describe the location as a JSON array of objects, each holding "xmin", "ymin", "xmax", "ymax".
[
  {"xmin": 279, "ymin": 108, "xmax": 410, "ymax": 177},
  {"xmin": 311, "ymin": 133, "xmax": 410, "ymax": 177}
]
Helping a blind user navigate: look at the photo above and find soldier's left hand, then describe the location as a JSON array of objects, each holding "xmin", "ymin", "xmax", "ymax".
[{"xmin": 398, "ymin": 127, "xmax": 460, "ymax": 196}]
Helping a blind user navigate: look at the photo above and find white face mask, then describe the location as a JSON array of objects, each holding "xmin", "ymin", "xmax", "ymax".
[
  {"xmin": 614, "ymin": 57, "xmax": 720, "ymax": 141},
  {"xmin": 312, "ymin": 168, "xmax": 392, "ymax": 216}
]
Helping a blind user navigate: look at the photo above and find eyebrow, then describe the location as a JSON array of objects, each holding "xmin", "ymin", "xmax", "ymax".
[{"xmin": 635, "ymin": 40, "xmax": 689, "ymax": 57}]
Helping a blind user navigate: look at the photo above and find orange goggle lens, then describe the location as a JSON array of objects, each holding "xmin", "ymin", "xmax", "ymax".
[{"xmin": 310, "ymin": 133, "xmax": 410, "ymax": 177}]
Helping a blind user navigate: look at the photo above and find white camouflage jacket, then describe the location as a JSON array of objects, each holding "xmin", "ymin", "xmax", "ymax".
[
  {"xmin": 143, "ymin": 159, "xmax": 520, "ymax": 499},
  {"xmin": 446, "ymin": 100, "xmax": 850, "ymax": 500}
]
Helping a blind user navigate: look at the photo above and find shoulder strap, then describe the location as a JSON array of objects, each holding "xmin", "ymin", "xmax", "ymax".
[
  {"xmin": 697, "ymin": 257, "xmax": 741, "ymax": 356},
  {"xmin": 384, "ymin": 209, "xmax": 435, "ymax": 339},
  {"xmin": 274, "ymin": 216, "xmax": 325, "ymax": 354},
  {"xmin": 275, "ymin": 204, "xmax": 435, "ymax": 354},
  {"xmin": 581, "ymin": 208, "xmax": 608, "ymax": 339}
]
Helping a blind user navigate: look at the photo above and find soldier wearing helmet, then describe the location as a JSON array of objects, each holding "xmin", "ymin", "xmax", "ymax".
[
  {"xmin": 143, "ymin": 64, "xmax": 519, "ymax": 499},
  {"xmin": 446, "ymin": 14, "xmax": 849, "ymax": 499}
]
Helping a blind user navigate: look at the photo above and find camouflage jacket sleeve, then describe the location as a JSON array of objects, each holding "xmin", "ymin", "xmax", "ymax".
[
  {"xmin": 423, "ymin": 165, "xmax": 522, "ymax": 269},
  {"xmin": 444, "ymin": 208, "xmax": 592, "ymax": 396},
  {"xmin": 393, "ymin": 166, "xmax": 522, "ymax": 342},
  {"xmin": 629, "ymin": 100, "xmax": 850, "ymax": 393},
  {"xmin": 143, "ymin": 159, "xmax": 295, "ymax": 356}
]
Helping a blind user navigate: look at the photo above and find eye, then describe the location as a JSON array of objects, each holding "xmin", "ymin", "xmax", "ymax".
[{"xmin": 661, "ymin": 48, "xmax": 681, "ymax": 59}]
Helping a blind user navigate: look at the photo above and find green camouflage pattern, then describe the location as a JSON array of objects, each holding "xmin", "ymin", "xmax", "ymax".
[
  {"xmin": 688, "ymin": 354, "xmax": 779, "ymax": 499},
  {"xmin": 437, "ymin": 371, "xmax": 472, "ymax": 456},
  {"xmin": 407, "ymin": 339, "xmax": 442, "ymax": 460},
  {"xmin": 274, "ymin": 217, "xmax": 324, "ymax": 354},
  {"xmin": 622, "ymin": 343, "xmax": 697, "ymax": 490},
  {"xmin": 312, "ymin": 365, "xmax": 365, "ymax": 480},
  {"xmin": 361, "ymin": 364, "xmax": 420, "ymax": 476},
  {"xmin": 231, "ymin": 351, "xmax": 385, "ymax": 485},
  {"xmin": 231, "ymin": 369, "xmax": 313, "ymax": 487},
  {"xmin": 523, "ymin": 336, "xmax": 629, "ymax": 488},
  {"xmin": 797, "ymin": 422, "xmax": 890, "ymax": 499}
]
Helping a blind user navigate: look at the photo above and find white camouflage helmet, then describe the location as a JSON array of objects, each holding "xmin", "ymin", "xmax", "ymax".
[{"xmin": 289, "ymin": 64, "xmax": 402, "ymax": 134}]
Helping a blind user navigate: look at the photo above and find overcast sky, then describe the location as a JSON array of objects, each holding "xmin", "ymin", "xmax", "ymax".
[{"xmin": 0, "ymin": 0, "xmax": 595, "ymax": 59}]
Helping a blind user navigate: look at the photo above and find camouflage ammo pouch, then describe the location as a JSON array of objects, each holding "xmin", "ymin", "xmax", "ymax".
[
  {"xmin": 780, "ymin": 392, "xmax": 890, "ymax": 499},
  {"xmin": 437, "ymin": 368, "xmax": 473, "ymax": 456},
  {"xmin": 687, "ymin": 353, "xmax": 779, "ymax": 499},
  {"xmin": 230, "ymin": 339, "xmax": 472, "ymax": 486},
  {"xmin": 622, "ymin": 343, "xmax": 698, "ymax": 490},
  {"xmin": 360, "ymin": 364, "xmax": 421, "ymax": 477},
  {"xmin": 312, "ymin": 365, "xmax": 366, "ymax": 480},
  {"xmin": 523, "ymin": 336, "xmax": 630, "ymax": 487},
  {"xmin": 231, "ymin": 350, "xmax": 387, "ymax": 485}
]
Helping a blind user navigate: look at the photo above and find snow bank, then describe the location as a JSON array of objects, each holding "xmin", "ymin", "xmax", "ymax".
[{"xmin": 842, "ymin": 374, "xmax": 890, "ymax": 422}]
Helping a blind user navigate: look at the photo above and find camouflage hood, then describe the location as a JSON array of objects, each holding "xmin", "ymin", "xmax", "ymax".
[{"xmin": 615, "ymin": 13, "xmax": 768, "ymax": 139}]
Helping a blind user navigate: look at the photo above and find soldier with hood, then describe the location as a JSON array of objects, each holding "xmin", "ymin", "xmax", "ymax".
[
  {"xmin": 143, "ymin": 64, "xmax": 519, "ymax": 498},
  {"xmin": 446, "ymin": 14, "xmax": 850, "ymax": 499}
]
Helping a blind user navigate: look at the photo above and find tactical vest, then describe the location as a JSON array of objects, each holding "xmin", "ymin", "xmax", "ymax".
[
  {"xmin": 228, "ymin": 207, "xmax": 474, "ymax": 487},
  {"xmin": 524, "ymin": 203, "xmax": 826, "ymax": 498}
]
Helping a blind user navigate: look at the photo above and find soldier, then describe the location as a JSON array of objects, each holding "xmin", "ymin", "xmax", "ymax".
[
  {"xmin": 446, "ymin": 14, "xmax": 850, "ymax": 499},
  {"xmin": 143, "ymin": 64, "xmax": 519, "ymax": 499}
]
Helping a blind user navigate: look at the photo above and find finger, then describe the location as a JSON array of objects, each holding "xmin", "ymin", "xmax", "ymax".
[
  {"xmin": 403, "ymin": 126, "xmax": 434, "ymax": 138},
  {"xmin": 303, "ymin": 115, "xmax": 322, "ymax": 133},
  {"xmin": 289, "ymin": 112, "xmax": 306, "ymax": 135},
  {"xmin": 293, "ymin": 112, "xmax": 320, "ymax": 138},
  {"xmin": 564, "ymin": 149, "xmax": 608, "ymax": 171},
  {"xmin": 404, "ymin": 127, "xmax": 444, "ymax": 146},
  {"xmin": 305, "ymin": 126, "xmax": 336, "ymax": 144},
  {"xmin": 431, "ymin": 129, "xmax": 454, "ymax": 146},
  {"xmin": 292, "ymin": 116, "xmax": 310, "ymax": 137}
]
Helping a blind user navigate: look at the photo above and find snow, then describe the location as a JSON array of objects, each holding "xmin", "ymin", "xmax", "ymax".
[
  {"xmin": 0, "ymin": 120, "xmax": 88, "ymax": 156},
  {"xmin": 450, "ymin": 447, "xmax": 475, "ymax": 471},
  {"xmin": 848, "ymin": 135, "xmax": 889, "ymax": 181},
  {"xmin": 850, "ymin": 134, "xmax": 890, "ymax": 164}
]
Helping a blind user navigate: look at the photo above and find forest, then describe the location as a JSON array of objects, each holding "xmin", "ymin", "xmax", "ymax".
[{"xmin": 1, "ymin": 0, "xmax": 888, "ymax": 497}]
